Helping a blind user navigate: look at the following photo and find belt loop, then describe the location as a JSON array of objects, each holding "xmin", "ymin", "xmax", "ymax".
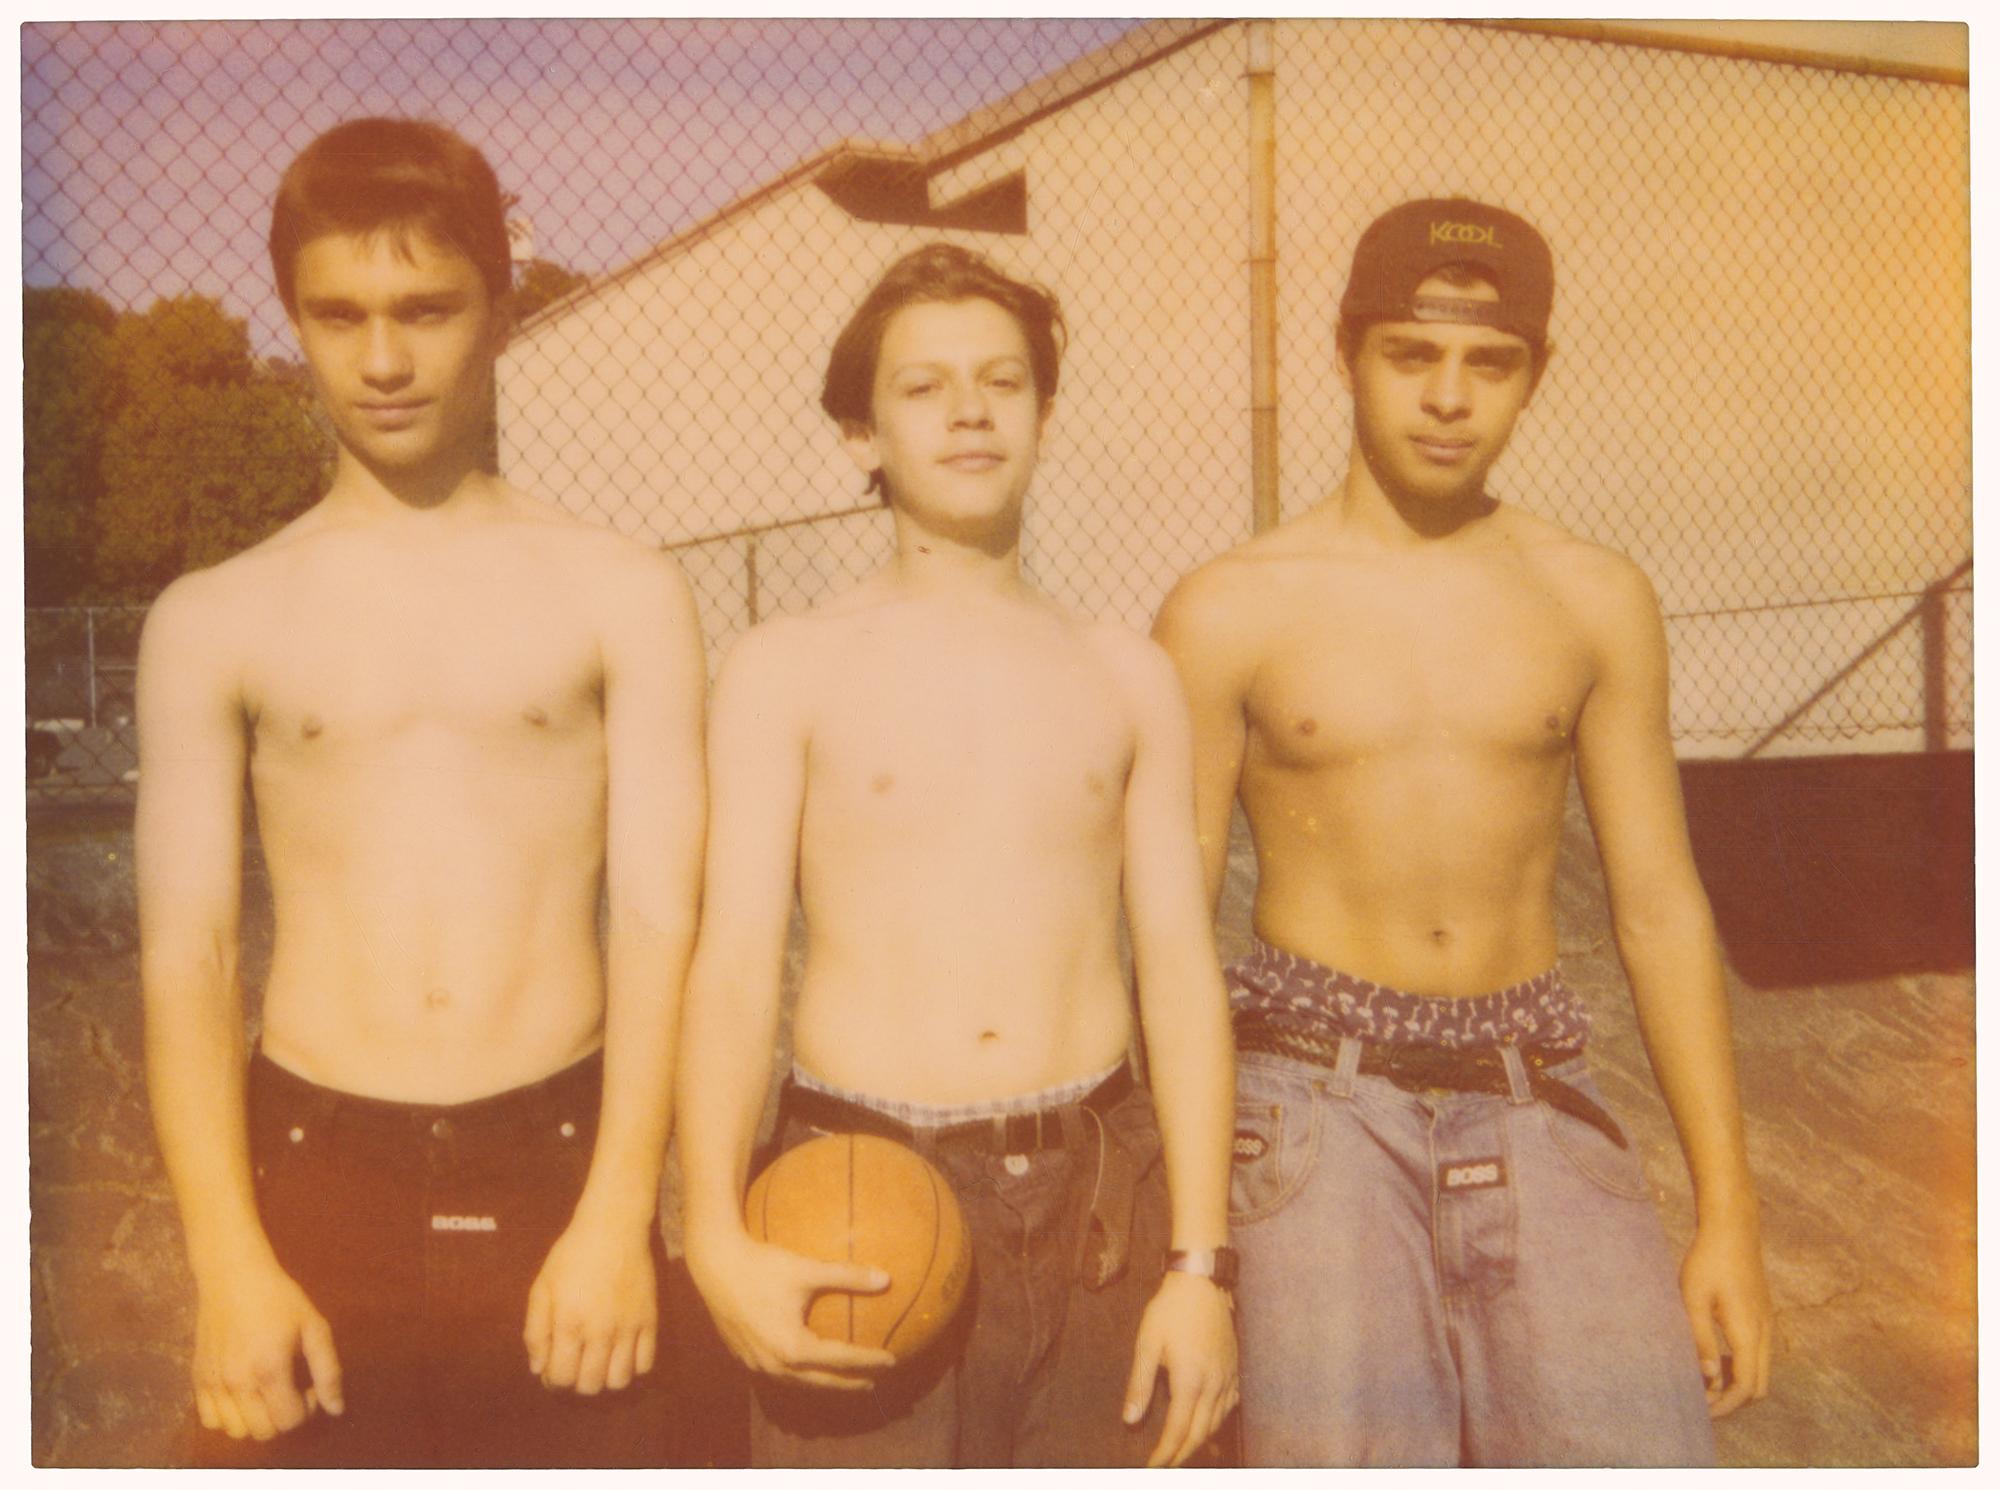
[
  {"xmin": 1330, "ymin": 1036, "xmax": 1362, "ymax": 1099},
  {"xmin": 1498, "ymin": 1044, "xmax": 1534, "ymax": 1104}
]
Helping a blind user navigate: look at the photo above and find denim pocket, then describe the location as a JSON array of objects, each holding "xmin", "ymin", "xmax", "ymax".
[
  {"xmin": 1537, "ymin": 1071, "xmax": 1654, "ymax": 1201},
  {"xmin": 1228, "ymin": 1061, "xmax": 1319, "ymax": 1224}
]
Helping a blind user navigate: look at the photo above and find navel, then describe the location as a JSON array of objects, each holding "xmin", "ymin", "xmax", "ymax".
[
  {"xmin": 978, "ymin": 1030, "xmax": 999, "ymax": 1044},
  {"xmin": 1430, "ymin": 928, "xmax": 1452, "ymax": 947},
  {"xmin": 523, "ymin": 705, "xmax": 549, "ymax": 728},
  {"xmin": 871, "ymin": 773, "xmax": 895, "ymax": 795},
  {"xmin": 1084, "ymin": 771, "xmax": 1107, "ymax": 797},
  {"xmin": 300, "ymin": 715, "xmax": 323, "ymax": 741},
  {"xmin": 1296, "ymin": 717, "xmax": 1319, "ymax": 737},
  {"xmin": 426, "ymin": 986, "xmax": 451, "ymax": 1010},
  {"xmin": 1544, "ymin": 712, "xmax": 1564, "ymax": 734}
]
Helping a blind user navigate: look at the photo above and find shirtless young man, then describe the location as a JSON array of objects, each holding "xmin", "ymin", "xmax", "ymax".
[
  {"xmin": 136, "ymin": 118, "xmax": 706, "ymax": 1467},
  {"xmin": 677, "ymin": 243, "xmax": 1237, "ymax": 1468},
  {"xmin": 1155, "ymin": 199, "xmax": 1771, "ymax": 1466}
]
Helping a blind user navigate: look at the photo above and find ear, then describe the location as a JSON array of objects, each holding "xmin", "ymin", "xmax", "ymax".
[
  {"xmin": 1334, "ymin": 337, "xmax": 1356, "ymax": 397},
  {"xmin": 838, "ymin": 418, "xmax": 881, "ymax": 479},
  {"xmin": 487, "ymin": 289, "xmax": 516, "ymax": 358},
  {"xmin": 1523, "ymin": 342, "xmax": 1552, "ymax": 404}
]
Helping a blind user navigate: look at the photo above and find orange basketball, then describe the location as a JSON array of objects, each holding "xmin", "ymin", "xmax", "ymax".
[{"xmin": 744, "ymin": 1133, "xmax": 972, "ymax": 1362}]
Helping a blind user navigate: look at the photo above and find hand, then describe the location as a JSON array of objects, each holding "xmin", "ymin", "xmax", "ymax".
[
  {"xmin": 192, "ymin": 1255, "xmax": 343, "ymax": 1440},
  {"xmin": 1680, "ymin": 1212, "xmax": 1772, "ymax": 1417},
  {"xmin": 1122, "ymin": 1271, "xmax": 1239, "ymax": 1467},
  {"xmin": 524, "ymin": 1217, "xmax": 659, "ymax": 1394},
  {"xmin": 686, "ymin": 1228, "xmax": 897, "ymax": 1390}
]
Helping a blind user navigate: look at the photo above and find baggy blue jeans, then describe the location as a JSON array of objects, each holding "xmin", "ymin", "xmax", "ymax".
[{"xmin": 1231, "ymin": 1043, "xmax": 1716, "ymax": 1466}]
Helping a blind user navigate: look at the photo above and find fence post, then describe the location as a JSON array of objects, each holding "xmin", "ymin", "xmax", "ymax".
[
  {"xmin": 1921, "ymin": 581, "xmax": 1946, "ymax": 753},
  {"xmin": 746, "ymin": 534, "xmax": 761, "ymax": 627},
  {"xmin": 86, "ymin": 607, "xmax": 98, "ymax": 730},
  {"xmin": 1247, "ymin": 19, "xmax": 1280, "ymax": 534}
]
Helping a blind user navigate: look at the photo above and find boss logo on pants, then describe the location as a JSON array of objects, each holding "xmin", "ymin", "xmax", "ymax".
[
  {"xmin": 431, "ymin": 1214, "xmax": 499, "ymax": 1231},
  {"xmin": 1232, "ymin": 1131, "xmax": 1269, "ymax": 1162},
  {"xmin": 1438, "ymin": 1158, "xmax": 1507, "ymax": 1192}
]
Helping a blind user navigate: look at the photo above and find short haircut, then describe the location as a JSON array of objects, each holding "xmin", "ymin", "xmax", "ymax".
[
  {"xmin": 269, "ymin": 117, "xmax": 512, "ymax": 318},
  {"xmin": 822, "ymin": 243, "xmax": 1066, "ymax": 429},
  {"xmin": 1336, "ymin": 261, "xmax": 1546, "ymax": 369}
]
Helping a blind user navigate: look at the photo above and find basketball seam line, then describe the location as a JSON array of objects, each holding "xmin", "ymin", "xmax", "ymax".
[
  {"xmin": 879, "ymin": 1158, "xmax": 944, "ymax": 1355},
  {"xmin": 845, "ymin": 1134, "xmax": 857, "ymax": 1345}
]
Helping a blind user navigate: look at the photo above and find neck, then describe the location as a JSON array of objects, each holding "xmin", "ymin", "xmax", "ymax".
[
  {"xmin": 322, "ymin": 440, "xmax": 498, "ymax": 520},
  {"xmin": 1336, "ymin": 447, "xmax": 1500, "ymax": 547},
  {"xmin": 888, "ymin": 505, "xmax": 1029, "ymax": 600}
]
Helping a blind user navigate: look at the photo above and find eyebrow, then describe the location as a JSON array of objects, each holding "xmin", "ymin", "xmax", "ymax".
[
  {"xmin": 298, "ymin": 290, "xmax": 470, "ymax": 316},
  {"xmin": 888, "ymin": 354, "xmax": 1030, "ymax": 378}
]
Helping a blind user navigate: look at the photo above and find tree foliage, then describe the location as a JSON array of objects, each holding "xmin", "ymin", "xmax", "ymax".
[
  {"xmin": 25, "ymin": 255, "xmax": 585, "ymax": 606},
  {"xmin": 514, "ymin": 258, "xmax": 587, "ymax": 322}
]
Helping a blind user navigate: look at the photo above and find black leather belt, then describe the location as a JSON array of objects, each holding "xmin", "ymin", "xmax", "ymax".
[
  {"xmin": 1234, "ymin": 1019, "xmax": 1627, "ymax": 1149},
  {"xmin": 778, "ymin": 1063, "xmax": 1134, "ymax": 1157}
]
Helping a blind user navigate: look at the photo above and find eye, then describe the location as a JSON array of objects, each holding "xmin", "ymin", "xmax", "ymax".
[{"xmin": 900, "ymin": 380, "xmax": 939, "ymax": 398}]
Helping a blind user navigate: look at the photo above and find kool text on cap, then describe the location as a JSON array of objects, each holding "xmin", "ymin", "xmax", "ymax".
[{"xmin": 1339, "ymin": 198, "xmax": 1554, "ymax": 345}]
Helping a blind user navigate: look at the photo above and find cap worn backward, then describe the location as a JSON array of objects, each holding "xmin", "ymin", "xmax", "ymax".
[{"xmin": 1338, "ymin": 198, "xmax": 1554, "ymax": 345}]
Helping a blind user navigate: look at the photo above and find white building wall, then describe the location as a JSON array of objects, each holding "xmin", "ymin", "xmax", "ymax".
[
  {"xmin": 1271, "ymin": 18, "xmax": 1970, "ymax": 755},
  {"xmin": 498, "ymin": 20, "xmax": 1967, "ymax": 752}
]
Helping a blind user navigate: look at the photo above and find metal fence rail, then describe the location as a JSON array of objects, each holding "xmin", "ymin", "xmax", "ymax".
[{"xmin": 22, "ymin": 19, "xmax": 1971, "ymax": 803}]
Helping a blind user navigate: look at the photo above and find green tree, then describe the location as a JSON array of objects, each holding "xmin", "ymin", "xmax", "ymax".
[
  {"xmin": 513, "ymin": 258, "xmax": 587, "ymax": 322},
  {"xmin": 92, "ymin": 296, "xmax": 330, "ymax": 600},
  {"xmin": 23, "ymin": 286, "xmax": 119, "ymax": 605}
]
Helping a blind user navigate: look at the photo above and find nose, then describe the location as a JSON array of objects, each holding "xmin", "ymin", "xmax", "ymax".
[
  {"xmin": 947, "ymin": 377, "xmax": 992, "ymax": 429},
  {"xmin": 1421, "ymin": 354, "xmax": 1471, "ymax": 422},
  {"xmin": 359, "ymin": 318, "xmax": 413, "ymax": 390}
]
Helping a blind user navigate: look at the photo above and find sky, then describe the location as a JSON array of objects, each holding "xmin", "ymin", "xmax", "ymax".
[{"xmin": 21, "ymin": 18, "xmax": 1140, "ymax": 356}]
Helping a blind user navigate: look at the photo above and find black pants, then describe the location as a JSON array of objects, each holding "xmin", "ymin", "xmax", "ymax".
[{"xmin": 195, "ymin": 1049, "xmax": 683, "ymax": 1468}]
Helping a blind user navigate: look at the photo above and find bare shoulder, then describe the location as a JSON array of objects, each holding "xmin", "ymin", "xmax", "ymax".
[
  {"xmin": 1077, "ymin": 618, "xmax": 1188, "ymax": 726},
  {"xmin": 140, "ymin": 533, "xmax": 295, "ymax": 673},
  {"xmin": 1508, "ymin": 513, "xmax": 1664, "ymax": 652},
  {"xmin": 1155, "ymin": 512, "xmax": 1329, "ymax": 648},
  {"xmin": 712, "ymin": 608, "xmax": 827, "ymax": 707}
]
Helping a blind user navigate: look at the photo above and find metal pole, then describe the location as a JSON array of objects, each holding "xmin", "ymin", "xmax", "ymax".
[
  {"xmin": 86, "ymin": 607, "xmax": 97, "ymax": 730},
  {"xmin": 1921, "ymin": 583, "xmax": 1947, "ymax": 753},
  {"xmin": 1247, "ymin": 19, "xmax": 1280, "ymax": 534},
  {"xmin": 745, "ymin": 534, "xmax": 761, "ymax": 627}
]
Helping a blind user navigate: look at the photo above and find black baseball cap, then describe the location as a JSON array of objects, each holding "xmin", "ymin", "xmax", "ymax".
[{"xmin": 1339, "ymin": 198, "xmax": 1554, "ymax": 346}]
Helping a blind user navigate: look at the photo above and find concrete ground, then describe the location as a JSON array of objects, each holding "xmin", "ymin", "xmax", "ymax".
[{"xmin": 26, "ymin": 792, "xmax": 1977, "ymax": 1466}]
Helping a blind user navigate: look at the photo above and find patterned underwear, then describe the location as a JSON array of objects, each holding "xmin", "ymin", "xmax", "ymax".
[{"xmin": 1225, "ymin": 938, "xmax": 1591, "ymax": 1051}]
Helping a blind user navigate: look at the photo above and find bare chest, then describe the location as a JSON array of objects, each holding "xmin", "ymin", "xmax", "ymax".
[
  {"xmin": 1250, "ymin": 569, "xmax": 1593, "ymax": 769},
  {"xmin": 806, "ymin": 632, "xmax": 1133, "ymax": 829},
  {"xmin": 245, "ymin": 564, "xmax": 602, "ymax": 756}
]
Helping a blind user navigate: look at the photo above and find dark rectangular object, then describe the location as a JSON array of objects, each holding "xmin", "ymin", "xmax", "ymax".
[{"xmin": 1679, "ymin": 752, "xmax": 1973, "ymax": 988}]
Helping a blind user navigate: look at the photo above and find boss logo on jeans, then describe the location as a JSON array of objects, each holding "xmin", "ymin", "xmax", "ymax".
[
  {"xmin": 1439, "ymin": 1158, "xmax": 1507, "ymax": 1192},
  {"xmin": 1232, "ymin": 1131, "xmax": 1269, "ymax": 1162},
  {"xmin": 431, "ymin": 1214, "xmax": 498, "ymax": 1232},
  {"xmin": 1429, "ymin": 220, "xmax": 1501, "ymax": 248}
]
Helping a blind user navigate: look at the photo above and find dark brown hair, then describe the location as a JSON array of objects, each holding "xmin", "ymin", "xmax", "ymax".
[
  {"xmin": 822, "ymin": 243, "xmax": 1065, "ymax": 428},
  {"xmin": 269, "ymin": 117, "xmax": 512, "ymax": 318}
]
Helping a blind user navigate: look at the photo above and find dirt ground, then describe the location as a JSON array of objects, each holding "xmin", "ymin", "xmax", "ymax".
[{"xmin": 26, "ymin": 791, "xmax": 1977, "ymax": 1467}]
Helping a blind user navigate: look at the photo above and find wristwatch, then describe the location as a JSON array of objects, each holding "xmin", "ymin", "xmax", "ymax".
[{"xmin": 1164, "ymin": 1246, "xmax": 1240, "ymax": 1291}]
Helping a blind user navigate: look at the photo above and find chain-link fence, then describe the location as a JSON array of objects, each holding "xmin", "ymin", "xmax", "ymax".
[{"xmin": 22, "ymin": 19, "xmax": 1971, "ymax": 802}]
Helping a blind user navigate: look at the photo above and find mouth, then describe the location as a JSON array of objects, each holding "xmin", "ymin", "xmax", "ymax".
[
  {"xmin": 356, "ymin": 400, "xmax": 431, "ymax": 430},
  {"xmin": 940, "ymin": 452, "xmax": 1005, "ymax": 472},
  {"xmin": 1410, "ymin": 434, "xmax": 1476, "ymax": 464}
]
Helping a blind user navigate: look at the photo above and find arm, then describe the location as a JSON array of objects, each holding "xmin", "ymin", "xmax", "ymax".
[
  {"xmin": 525, "ymin": 552, "xmax": 707, "ymax": 1394},
  {"xmin": 675, "ymin": 626, "xmax": 893, "ymax": 1389},
  {"xmin": 1151, "ymin": 569, "xmax": 1255, "ymax": 914},
  {"xmin": 136, "ymin": 576, "xmax": 343, "ymax": 1440},
  {"xmin": 1571, "ymin": 557, "xmax": 1771, "ymax": 1416},
  {"xmin": 1114, "ymin": 639, "xmax": 1240, "ymax": 1466}
]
